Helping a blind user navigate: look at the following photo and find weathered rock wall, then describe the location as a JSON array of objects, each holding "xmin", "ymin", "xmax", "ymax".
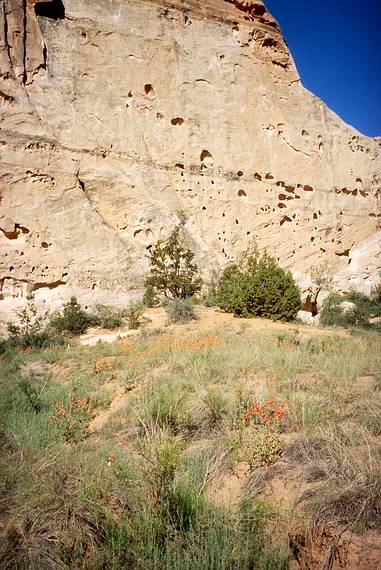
[{"xmin": 1, "ymin": 0, "xmax": 380, "ymax": 315}]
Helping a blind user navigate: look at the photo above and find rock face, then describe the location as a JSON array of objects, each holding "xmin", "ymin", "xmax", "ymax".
[{"xmin": 1, "ymin": 0, "xmax": 380, "ymax": 315}]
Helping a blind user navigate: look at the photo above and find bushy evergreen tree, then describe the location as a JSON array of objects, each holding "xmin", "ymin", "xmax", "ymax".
[
  {"xmin": 49, "ymin": 296, "xmax": 94, "ymax": 336},
  {"xmin": 215, "ymin": 245, "xmax": 301, "ymax": 321}
]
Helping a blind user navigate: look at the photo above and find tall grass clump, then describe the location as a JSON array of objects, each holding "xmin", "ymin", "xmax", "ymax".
[
  {"xmin": 165, "ymin": 298, "xmax": 196, "ymax": 324},
  {"xmin": 285, "ymin": 431, "xmax": 381, "ymax": 532}
]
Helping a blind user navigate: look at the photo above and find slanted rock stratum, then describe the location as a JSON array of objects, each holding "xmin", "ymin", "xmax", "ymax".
[{"xmin": 1, "ymin": 0, "xmax": 380, "ymax": 314}]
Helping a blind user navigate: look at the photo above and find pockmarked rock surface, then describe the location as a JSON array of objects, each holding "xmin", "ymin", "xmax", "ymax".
[{"xmin": 1, "ymin": 0, "xmax": 380, "ymax": 315}]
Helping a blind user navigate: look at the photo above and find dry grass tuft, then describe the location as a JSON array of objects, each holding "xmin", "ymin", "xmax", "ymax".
[{"xmin": 285, "ymin": 431, "xmax": 381, "ymax": 531}]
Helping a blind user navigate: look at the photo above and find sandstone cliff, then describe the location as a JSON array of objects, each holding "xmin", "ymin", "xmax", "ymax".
[{"xmin": 1, "ymin": 0, "xmax": 380, "ymax": 315}]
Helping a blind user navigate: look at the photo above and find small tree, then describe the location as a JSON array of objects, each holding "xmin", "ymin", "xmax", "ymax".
[{"xmin": 144, "ymin": 227, "xmax": 202, "ymax": 299}]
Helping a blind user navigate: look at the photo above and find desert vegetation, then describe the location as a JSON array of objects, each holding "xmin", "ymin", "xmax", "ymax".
[
  {"xmin": 320, "ymin": 288, "xmax": 381, "ymax": 330},
  {"xmin": 1, "ymin": 231, "xmax": 380, "ymax": 569},
  {"xmin": 1, "ymin": 307, "xmax": 380, "ymax": 568},
  {"xmin": 212, "ymin": 244, "xmax": 301, "ymax": 321}
]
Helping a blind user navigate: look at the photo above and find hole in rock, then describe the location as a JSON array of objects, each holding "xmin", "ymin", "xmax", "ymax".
[
  {"xmin": 303, "ymin": 295, "xmax": 318, "ymax": 316},
  {"xmin": 35, "ymin": 0, "xmax": 65, "ymax": 19},
  {"xmin": 254, "ymin": 4, "xmax": 267, "ymax": 17},
  {"xmin": 278, "ymin": 203, "xmax": 287, "ymax": 209},
  {"xmin": 200, "ymin": 149, "xmax": 213, "ymax": 162},
  {"xmin": 238, "ymin": 190, "xmax": 246, "ymax": 197},
  {"xmin": 171, "ymin": 117, "xmax": 184, "ymax": 126},
  {"xmin": 237, "ymin": 171, "xmax": 244, "ymax": 177},
  {"xmin": 262, "ymin": 37, "xmax": 277, "ymax": 48},
  {"xmin": 32, "ymin": 279, "xmax": 66, "ymax": 291},
  {"xmin": 280, "ymin": 215, "xmax": 291, "ymax": 226},
  {"xmin": 304, "ymin": 185, "xmax": 313, "ymax": 192},
  {"xmin": 254, "ymin": 172, "xmax": 262, "ymax": 181},
  {"xmin": 144, "ymin": 84, "xmax": 156, "ymax": 98},
  {"xmin": 41, "ymin": 242, "xmax": 49, "ymax": 249},
  {"xmin": 1, "ymin": 224, "xmax": 30, "ymax": 239}
]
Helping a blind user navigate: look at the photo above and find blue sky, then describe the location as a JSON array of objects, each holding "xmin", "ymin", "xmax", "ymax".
[{"xmin": 264, "ymin": 1, "xmax": 381, "ymax": 137}]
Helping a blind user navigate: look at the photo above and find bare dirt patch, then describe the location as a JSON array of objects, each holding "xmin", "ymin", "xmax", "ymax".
[
  {"xmin": 89, "ymin": 385, "xmax": 129, "ymax": 432},
  {"xmin": 80, "ymin": 306, "xmax": 348, "ymax": 346}
]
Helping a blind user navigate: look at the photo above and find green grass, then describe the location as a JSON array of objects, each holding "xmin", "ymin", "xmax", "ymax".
[{"xmin": 0, "ymin": 319, "xmax": 380, "ymax": 568}]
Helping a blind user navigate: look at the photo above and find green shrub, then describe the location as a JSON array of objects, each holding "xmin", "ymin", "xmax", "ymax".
[
  {"xmin": 201, "ymin": 387, "xmax": 227, "ymax": 428},
  {"xmin": 201, "ymin": 269, "xmax": 221, "ymax": 307},
  {"xmin": 7, "ymin": 324, "xmax": 52, "ymax": 350},
  {"xmin": 91, "ymin": 304, "xmax": 124, "ymax": 329},
  {"xmin": 165, "ymin": 298, "xmax": 196, "ymax": 324},
  {"xmin": 143, "ymin": 283, "xmax": 159, "ymax": 308},
  {"xmin": 126, "ymin": 300, "xmax": 144, "ymax": 329},
  {"xmin": 144, "ymin": 227, "xmax": 202, "ymax": 300},
  {"xmin": 370, "ymin": 282, "xmax": 381, "ymax": 304},
  {"xmin": 49, "ymin": 297, "xmax": 93, "ymax": 336},
  {"xmin": 215, "ymin": 246, "xmax": 301, "ymax": 321},
  {"xmin": 320, "ymin": 289, "xmax": 381, "ymax": 329},
  {"xmin": 240, "ymin": 426, "xmax": 283, "ymax": 469},
  {"xmin": 6, "ymin": 298, "xmax": 55, "ymax": 350},
  {"xmin": 49, "ymin": 391, "xmax": 97, "ymax": 443},
  {"xmin": 0, "ymin": 338, "xmax": 11, "ymax": 357}
]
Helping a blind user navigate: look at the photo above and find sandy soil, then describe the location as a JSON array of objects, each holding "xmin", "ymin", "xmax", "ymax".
[{"xmin": 80, "ymin": 306, "xmax": 349, "ymax": 346}]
